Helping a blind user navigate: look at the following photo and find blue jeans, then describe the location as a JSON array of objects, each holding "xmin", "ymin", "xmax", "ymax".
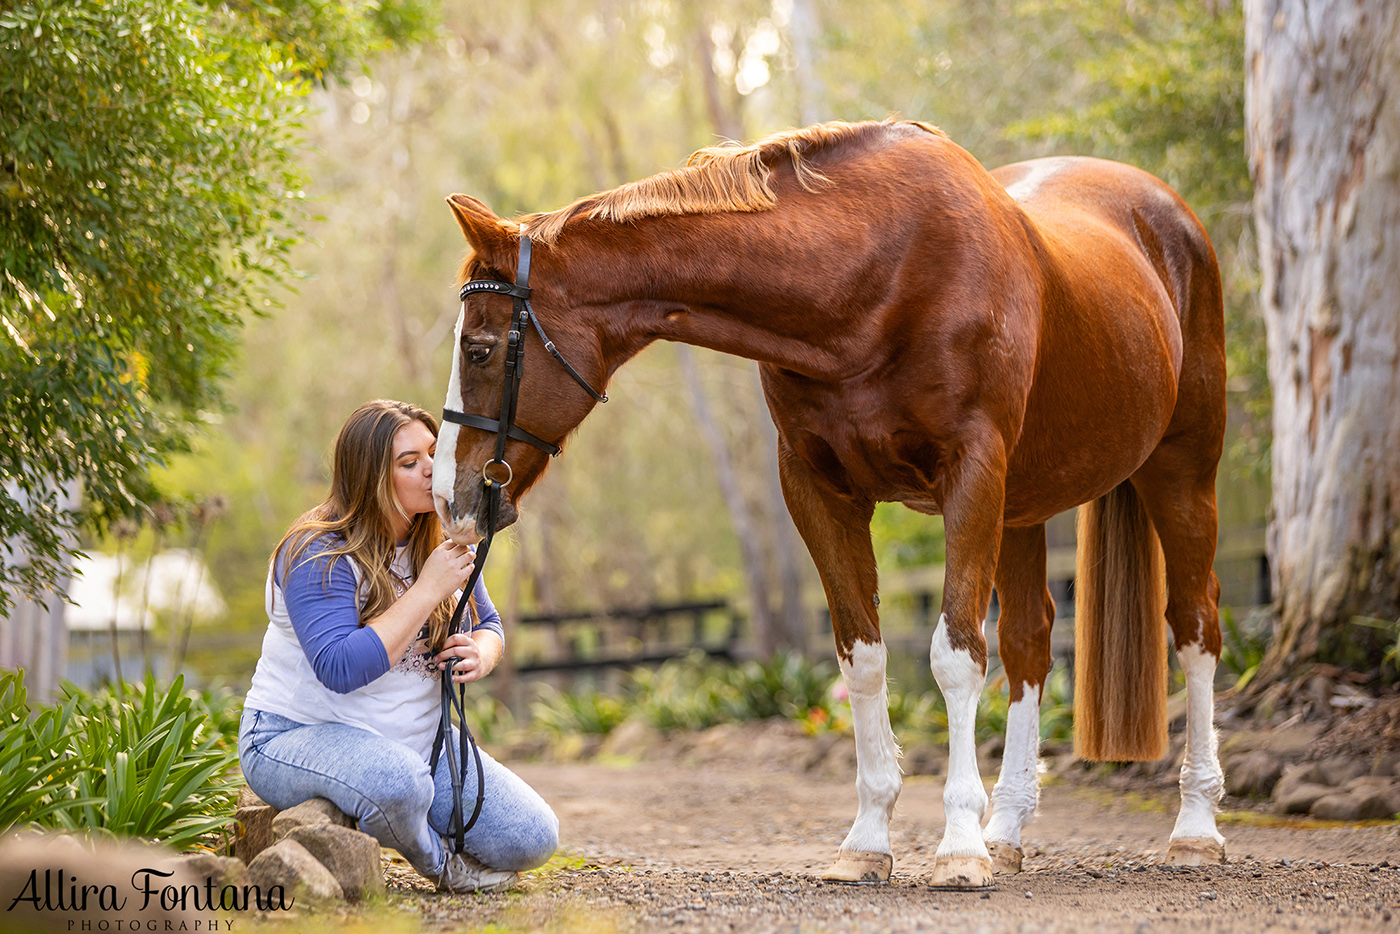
[{"xmin": 238, "ymin": 708, "xmax": 558, "ymax": 877}]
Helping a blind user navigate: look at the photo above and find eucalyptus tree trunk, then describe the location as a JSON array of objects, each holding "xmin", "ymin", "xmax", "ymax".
[{"xmin": 1245, "ymin": 0, "xmax": 1400, "ymax": 679}]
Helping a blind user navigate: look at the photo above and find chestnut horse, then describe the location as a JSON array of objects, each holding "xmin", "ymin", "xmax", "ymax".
[{"xmin": 433, "ymin": 119, "xmax": 1227, "ymax": 888}]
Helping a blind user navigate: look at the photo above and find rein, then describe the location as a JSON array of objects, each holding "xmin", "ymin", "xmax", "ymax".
[{"xmin": 431, "ymin": 235, "xmax": 606, "ymax": 856}]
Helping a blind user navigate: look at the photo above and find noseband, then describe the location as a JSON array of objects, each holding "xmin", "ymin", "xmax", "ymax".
[{"xmin": 431, "ymin": 235, "xmax": 607, "ymax": 856}]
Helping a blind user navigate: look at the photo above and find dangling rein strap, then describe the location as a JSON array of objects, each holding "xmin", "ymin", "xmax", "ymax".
[{"xmin": 427, "ymin": 514, "xmax": 492, "ymax": 855}]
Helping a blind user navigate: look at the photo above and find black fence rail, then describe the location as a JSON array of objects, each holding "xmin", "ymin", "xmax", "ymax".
[{"xmin": 511, "ymin": 599, "xmax": 743, "ymax": 674}]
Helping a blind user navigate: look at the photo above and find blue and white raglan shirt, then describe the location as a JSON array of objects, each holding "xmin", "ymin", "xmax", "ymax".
[{"xmin": 243, "ymin": 536, "xmax": 502, "ymax": 762}]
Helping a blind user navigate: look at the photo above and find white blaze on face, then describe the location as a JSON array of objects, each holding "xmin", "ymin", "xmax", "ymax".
[{"xmin": 433, "ymin": 306, "xmax": 466, "ymax": 532}]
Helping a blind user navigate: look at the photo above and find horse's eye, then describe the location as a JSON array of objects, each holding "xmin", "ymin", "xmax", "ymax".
[{"xmin": 467, "ymin": 343, "xmax": 492, "ymax": 365}]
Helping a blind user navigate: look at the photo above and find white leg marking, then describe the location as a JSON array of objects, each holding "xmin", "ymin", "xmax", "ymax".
[
  {"xmin": 929, "ymin": 615, "xmax": 989, "ymax": 860},
  {"xmin": 1171, "ymin": 643, "xmax": 1224, "ymax": 845},
  {"xmin": 838, "ymin": 640, "xmax": 902, "ymax": 855},
  {"xmin": 433, "ymin": 307, "xmax": 467, "ymax": 533},
  {"xmin": 983, "ymin": 683, "xmax": 1041, "ymax": 849}
]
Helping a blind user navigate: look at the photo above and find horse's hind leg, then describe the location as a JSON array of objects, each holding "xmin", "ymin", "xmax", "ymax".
[
  {"xmin": 1132, "ymin": 449, "xmax": 1226, "ymax": 866},
  {"xmin": 775, "ymin": 443, "xmax": 898, "ymax": 884},
  {"xmin": 983, "ymin": 524, "xmax": 1055, "ymax": 874}
]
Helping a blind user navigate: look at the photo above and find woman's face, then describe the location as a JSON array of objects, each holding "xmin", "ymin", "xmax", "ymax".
[{"xmin": 391, "ymin": 420, "xmax": 438, "ymax": 522}]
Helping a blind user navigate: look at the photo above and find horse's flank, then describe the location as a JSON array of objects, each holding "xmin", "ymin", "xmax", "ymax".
[{"xmin": 516, "ymin": 118, "xmax": 948, "ymax": 246}]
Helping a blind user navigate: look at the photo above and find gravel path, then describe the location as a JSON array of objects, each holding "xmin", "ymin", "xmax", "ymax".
[{"xmin": 379, "ymin": 756, "xmax": 1400, "ymax": 933}]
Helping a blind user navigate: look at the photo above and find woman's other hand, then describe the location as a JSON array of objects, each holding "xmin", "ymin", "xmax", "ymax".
[
  {"xmin": 435, "ymin": 632, "xmax": 487, "ymax": 683},
  {"xmin": 418, "ymin": 540, "xmax": 475, "ymax": 602}
]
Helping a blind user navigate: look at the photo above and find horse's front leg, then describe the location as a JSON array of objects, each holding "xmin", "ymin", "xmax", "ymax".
[
  {"xmin": 929, "ymin": 431, "xmax": 1007, "ymax": 889},
  {"xmin": 775, "ymin": 444, "xmax": 898, "ymax": 884}
]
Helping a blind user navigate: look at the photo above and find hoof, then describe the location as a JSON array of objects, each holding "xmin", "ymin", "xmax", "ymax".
[
  {"xmin": 929, "ymin": 854, "xmax": 995, "ymax": 889},
  {"xmin": 819, "ymin": 849, "xmax": 892, "ymax": 884},
  {"xmin": 1167, "ymin": 837, "xmax": 1225, "ymax": 866},
  {"xmin": 987, "ymin": 841, "xmax": 1023, "ymax": 875}
]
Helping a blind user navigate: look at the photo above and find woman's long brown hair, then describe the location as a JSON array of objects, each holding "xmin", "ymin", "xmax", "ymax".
[{"xmin": 271, "ymin": 399, "xmax": 473, "ymax": 653}]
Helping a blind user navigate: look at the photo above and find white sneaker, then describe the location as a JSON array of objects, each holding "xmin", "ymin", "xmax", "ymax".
[{"xmin": 436, "ymin": 849, "xmax": 519, "ymax": 894}]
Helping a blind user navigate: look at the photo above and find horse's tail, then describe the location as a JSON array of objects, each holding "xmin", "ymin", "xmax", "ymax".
[{"xmin": 1072, "ymin": 480, "xmax": 1168, "ymax": 761}]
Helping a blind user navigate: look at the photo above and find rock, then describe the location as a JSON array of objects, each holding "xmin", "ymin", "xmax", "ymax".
[
  {"xmin": 271, "ymin": 797, "xmax": 356, "ymax": 840},
  {"xmin": 247, "ymin": 838, "xmax": 343, "ymax": 905},
  {"xmin": 1272, "ymin": 762, "xmax": 1327, "ymax": 806},
  {"xmin": 233, "ymin": 797, "xmax": 279, "ymax": 864},
  {"xmin": 1227, "ymin": 749, "xmax": 1285, "ymax": 797},
  {"xmin": 1318, "ymin": 756, "xmax": 1366, "ymax": 787},
  {"xmin": 169, "ymin": 851, "xmax": 249, "ymax": 889},
  {"xmin": 1277, "ymin": 782, "xmax": 1334, "ymax": 815},
  {"xmin": 1343, "ymin": 777, "xmax": 1400, "ymax": 816},
  {"xmin": 285, "ymin": 824, "xmax": 385, "ymax": 902},
  {"xmin": 1369, "ymin": 750, "xmax": 1400, "ymax": 778},
  {"xmin": 0, "ymin": 831, "xmax": 201, "ymax": 932},
  {"xmin": 1310, "ymin": 789, "xmax": 1396, "ymax": 821}
]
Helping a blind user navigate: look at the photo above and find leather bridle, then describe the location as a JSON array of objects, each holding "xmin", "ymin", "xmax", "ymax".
[{"xmin": 430, "ymin": 235, "xmax": 606, "ymax": 856}]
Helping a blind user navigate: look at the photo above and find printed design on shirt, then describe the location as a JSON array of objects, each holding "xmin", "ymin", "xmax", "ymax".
[
  {"xmin": 391, "ymin": 622, "xmax": 441, "ymax": 681},
  {"xmin": 385, "ymin": 562, "xmax": 440, "ymax": 681}
]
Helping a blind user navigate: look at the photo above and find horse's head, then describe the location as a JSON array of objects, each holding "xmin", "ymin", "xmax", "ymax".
[{"xmin": 432, "ymin": 194, "xmax": 607, "ymax": 543}]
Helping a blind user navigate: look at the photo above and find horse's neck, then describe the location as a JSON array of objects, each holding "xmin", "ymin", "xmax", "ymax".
[{"xmin": 569, "ymin": 214, "xmax": 862, "ymax": 381}]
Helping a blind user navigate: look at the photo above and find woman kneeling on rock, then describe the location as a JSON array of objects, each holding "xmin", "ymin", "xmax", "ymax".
[{"xmin": 239, "ymin": 399, "xmax": 558, "ymax": 893}]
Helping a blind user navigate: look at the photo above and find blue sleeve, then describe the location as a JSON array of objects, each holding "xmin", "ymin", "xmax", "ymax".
[
  {"xmin": 469, "ymin": 576, "xmax": 504, "ymax": 644},
  {"xmin": 276, "ymin": 542, "xmax": 391, "ymax": 694}
]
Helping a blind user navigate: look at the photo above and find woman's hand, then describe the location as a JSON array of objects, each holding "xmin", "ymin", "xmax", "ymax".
[
  {"xmin": 435, "ymin": 631, "xmax": 489, "ymax": 683},
  {"xmin": 416, "ymin": 540, "xmax": 475, "ymax": 603}
]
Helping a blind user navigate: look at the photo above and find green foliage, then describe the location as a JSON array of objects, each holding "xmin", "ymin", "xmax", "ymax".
[
  {"xmin": 457, "ymin": 692, "xmax": 517, "ymax": 747},
  {"xmin": 0, "ymin": 672, "xmax": 93, "ymax": 830},
  {"xmin": 522, "ymin": 653, "xmax": 1076, "ymax": 751},
  {"xmin": 530, "ymin": 684, "xmax": 627, "ymax": 737},
  {"xmin": 0, "ymin": 669, "xmax": 241, "ymax": 850},
  {"xmin": 1219, "ymin": 606, "xmax": 1269, "ymax": 690},
  {"xmin": 0, "ymin": 0, "xmax": 431, "ymax": 613},
  {"xmin": 722, "ymin": 653, "xmax": 839, "ymax": 720},
  {"xmin": 628, "ymin": 653, "xmax": 744, "ymax": 733},
  {"xmin": 1347, "ymin": 616, "xmax": 1400, "ymax": 684}
]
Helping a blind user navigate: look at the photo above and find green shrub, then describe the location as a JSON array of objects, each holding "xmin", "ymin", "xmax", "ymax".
[
  {"xmin": 720, "ymin": 653, "xmax": 839, "ymax": 721},
  {"xmin": 61, "ymin": 674, "xmax": 240, "ymax": 849},
  {"xmin": 0, "ymin": 669, "xmax": 240, "ymax": 850},
  {"xmin": 530, "ymin": 684, "xmax": 628, "ymax": 737},
  {"xmin": 626, "ymin": 653, "xmax": 741, "ymax": 731},
  {"xmin": 0, "ymin": 671, "xmax": 93, "ymax": 830},
  {"xmin": 458, "ymin": 693, "xmax": 516, "ymax": 746}
]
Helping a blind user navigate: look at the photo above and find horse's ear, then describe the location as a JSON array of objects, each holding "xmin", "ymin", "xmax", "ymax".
[{"xmin": 445, "ymin": 194, "xmax": 517, "ymax": 261}]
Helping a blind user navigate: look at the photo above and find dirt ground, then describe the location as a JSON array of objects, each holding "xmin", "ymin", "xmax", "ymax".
[{"xmin": 375, "ymin": 729, "xmax": 1400, "ymax": 934}]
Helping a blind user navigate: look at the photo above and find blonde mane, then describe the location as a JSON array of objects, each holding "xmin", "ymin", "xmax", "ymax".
[{"xmin": 517, "ymin": 119, "xmax": 945, "ymax": 245}]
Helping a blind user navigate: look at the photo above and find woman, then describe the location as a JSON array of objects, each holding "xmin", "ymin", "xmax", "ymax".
[{"xmin": 239, "ymin": 400, "xmax": 557, "ymax": 893}]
